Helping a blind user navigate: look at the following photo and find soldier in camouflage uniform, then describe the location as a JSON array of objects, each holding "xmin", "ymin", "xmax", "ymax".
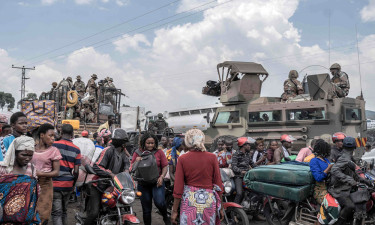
[
  {"xmin": 81, "ymin": 96, "xmax": 97, "ymax": 123},
  {"xmin": 104, "ymin": 77, "xmax": 117, "ymax": 112},
  {"xmin": 281, "ymin": 70, "xmax": 304, "ymax": 102},
  {"xmin": 49, "ymin": 82, "xmax": 58, "ymax": 100},
  {"xmin": 329, "ymin": 63, "xmax": 350, "ymax": 98},
  {"xmin": 86, "ymin": 74, "xmax": 98, "ymax": 100},
  {"xmin": 73, "ymin": 75, "xmax": 86, "ymax": 98},
  {"xmin": 154, "ymin": 113, "xmax": 168, "ymax": 134},
  {"xmin": 56, "ymin": 77, "xmax": 73, "ymax": 110}
]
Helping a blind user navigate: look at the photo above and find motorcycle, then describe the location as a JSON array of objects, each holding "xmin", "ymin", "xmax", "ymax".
[
  {"xmin": 220, "ymin": 169, "xmax": 250, "ymax": 225},
  {"xmin": 263, "ymin": 185, "xmax": 375, "ymax": 225},
  {"xmin": 75, "ymin": 165, "xmax": 140, "ymax": 225}
]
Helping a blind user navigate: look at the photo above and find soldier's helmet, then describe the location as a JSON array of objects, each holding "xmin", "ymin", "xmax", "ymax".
[
  {"xmin": 76, "ymin": 75, "xmax": 82, "ymax": 80},
  {"xmin": 92, "ymin": 74, "xmax": 98, "ymax": 79},
  {"xmin": 109, "ymin": 77, "xmax": 113, "ymax": 82},
  {"xmin": 158, "ymin": 113, "xmax": 163, "ymax": 118},
  {"xmin": 52, "ymin": 82, "xmax": 57, "ymax": 86},
  {"xmin": 288, "ymin": 70, "xmax": 299, "ymax": 79},
  {"xmin": 330, "ymin": 63, "xmax": 341, "ymax": 71},
  {"xmin": 67, "ymin": 77, "xmax": 72, "ymax": 82}
]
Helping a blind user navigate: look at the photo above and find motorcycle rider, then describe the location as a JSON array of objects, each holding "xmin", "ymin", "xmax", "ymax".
[
  {"xmin": 232, "ymin": 137, "xmax": 256, "ymax": 204},
  {"xmin": 274, "ymin": 134, "xmax": 295, "ymax": 164},
  {"xmin": 84, "ymin": 129, "xmax": 130, "ymax": 225},
  {"xmin": 328, "ymin": 137, "xmax": 372, "ymax": 225},
  {"xmin": 330, "ymin": 132, "xmax": 347, "ymax": 163}
]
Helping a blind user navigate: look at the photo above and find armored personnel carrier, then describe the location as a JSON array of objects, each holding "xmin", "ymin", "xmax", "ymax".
[{"xmin": 203, "ymin": 61, "xmax": 367, "ymax": 156}]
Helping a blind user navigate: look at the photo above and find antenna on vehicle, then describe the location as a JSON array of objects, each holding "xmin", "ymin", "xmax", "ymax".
[
  {"xmin": 328, "ymin": 9, "xmax": 331, "ymax": 67},
  {"xmin": 355, "ymin": 25, "xmax": 364, "ymax": 99}
]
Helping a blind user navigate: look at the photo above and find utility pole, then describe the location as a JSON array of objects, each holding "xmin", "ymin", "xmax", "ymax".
[{"xmin": 12, "ymin": 65, "xmax": 35, "ymax": 103}]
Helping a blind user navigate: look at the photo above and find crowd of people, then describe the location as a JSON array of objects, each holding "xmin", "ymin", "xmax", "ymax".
[{"xmin": 0, "ymin": 109, "xmax": 373, "ymax": 225}]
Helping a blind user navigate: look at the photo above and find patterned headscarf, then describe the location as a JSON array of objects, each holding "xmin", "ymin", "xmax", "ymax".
[
  {"xmin": 184, "ymin": 129, "xmax": 206, "ymax": 152},
  {"xmin": 0, "ymin": 136, "xmax": 35, "ymax": 173},
  {"xmin": 99, "ymin": 129, "xmax": 111, "ymax": 137}
]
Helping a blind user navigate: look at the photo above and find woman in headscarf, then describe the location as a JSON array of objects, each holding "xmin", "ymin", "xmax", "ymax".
[
  {"xmin": 171, "ymin": 129, "xmax": 224, "ymax": 225},
  {"xmin": 0, "ymin": 136, "xmax": 41, "ymax": 224},
  {"xmin": 31, "ymin": 123, "xmax": 62, "ymax": 224}
]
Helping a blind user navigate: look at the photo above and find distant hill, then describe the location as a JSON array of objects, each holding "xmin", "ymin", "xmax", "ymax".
[{"xmin": 366, "ymin": 110, "xmax": 375, "ymax": 120}]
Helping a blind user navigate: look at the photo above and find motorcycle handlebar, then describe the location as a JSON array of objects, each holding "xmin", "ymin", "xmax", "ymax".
[{"xmin": 85, "ymin": 178, "xmax": 112, "ymax": 185}]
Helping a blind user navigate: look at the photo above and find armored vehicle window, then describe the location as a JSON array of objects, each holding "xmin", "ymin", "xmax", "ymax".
[
  {"xmin": 345, "ymin": 108, "xmax": 361, "ymax": 121},
  {"xmin": 181, "ymin": 111, "xmax": 190, "ymax": 116},
  {"xmin": 287, "ymin": 108, "xmax": 325, "ymax": 121},
  {"xmin": 249, "ymin": 110, "xmax": 282, "ymax": 122},
  {"xmin": 215, "ymin": 111, "xmax": 240, "ymax": 124}
]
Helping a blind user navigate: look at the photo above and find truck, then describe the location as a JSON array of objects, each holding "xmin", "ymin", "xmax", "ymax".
[{"xmin": 202, "ymin": 61, "xmax": 367, "ymax": 157}]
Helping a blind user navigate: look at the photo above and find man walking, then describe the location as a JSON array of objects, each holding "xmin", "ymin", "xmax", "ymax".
[{"xmin": 52, "ymin": 124, "xmax": 81, "ymax": 225}]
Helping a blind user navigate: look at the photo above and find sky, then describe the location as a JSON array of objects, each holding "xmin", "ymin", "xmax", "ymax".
[{"xmin": 1, "ymin": 0, "xmax": 375, "ymax": 113}]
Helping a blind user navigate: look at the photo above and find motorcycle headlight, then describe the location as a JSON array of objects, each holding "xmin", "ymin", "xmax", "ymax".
[
  {"xmin": 224, "ymin": 181, "xmax": 232, "ymax": 194},
  {"xmin": 120, "ymin": 190, "xmax": 135, "ymax": 204}
]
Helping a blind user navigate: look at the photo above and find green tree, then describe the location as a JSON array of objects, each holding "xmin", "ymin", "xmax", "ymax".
[
  {"xmin": 26, "ymin": 93, "xmax": 37, "ymax": 100},
  {"xmin": 0, "ymin": 92, "xmax": 15, "ymax": 110}
]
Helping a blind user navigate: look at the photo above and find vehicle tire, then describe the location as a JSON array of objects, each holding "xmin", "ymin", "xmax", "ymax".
[
  {"xmin": 263, "ymin": 199, "xmax": 293, "ymax": 225},
  {"xmin": 210, "ymin": 135, "xmax": 238, "ymax": 152},
  {"xmin": 224, "ymin": 207, "xmax": 250, "ymax": 225}
]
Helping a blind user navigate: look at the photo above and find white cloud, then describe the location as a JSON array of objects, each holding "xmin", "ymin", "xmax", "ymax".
[
  {"xmin": 74, "ymin": 0, "xmax": 94, "ymax": 5},
  {"xmin": 7, "ymin": 0, "xmax": 375, "ymax": 112},
  {"xmin": 113, "ymin": 34, "xmax": 151, "ymax": 54},
  {"xmin": 18, "ymin": 2, "xmax": 29, "ymax": 6},
  {"xmin": 41, "ymin": 0, "xmax": 59, "ymax": 5},
  {"xmin": 361, "ymin": 0, "xmax": 375, "ymax": 22},
  {"xmin": 176, "ymin": 0, "xmax": 205, "ymax": 13},
  {"xmin": 115, "ymin": 0, "xmax": 129, "ymax": 6}
]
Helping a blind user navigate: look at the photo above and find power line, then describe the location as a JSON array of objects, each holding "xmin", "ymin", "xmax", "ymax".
[
  {"xmin": 25, "ymin": 0, "xmax": 225, "ymax": 66},
  {"xmin": 12, "ymin": 65, "xmax": 35, "ymax": 103},
  {"xmin": 18, "ymin": 0, "xmax": 182, "ymax": 64}
]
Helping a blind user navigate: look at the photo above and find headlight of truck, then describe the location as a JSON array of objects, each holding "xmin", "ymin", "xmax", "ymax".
[
  {"xmin": 120, "ymin": 190, "xmax": 135, "ymax": 204},
  {"xmin": 224, "ymin": 181, "xmax": 232, "ymax": 194}
]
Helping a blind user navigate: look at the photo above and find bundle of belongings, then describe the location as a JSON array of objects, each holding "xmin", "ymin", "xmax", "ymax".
[{"xmin": 244, "ymin": 162, "xmax": 315, "ymax": 202}]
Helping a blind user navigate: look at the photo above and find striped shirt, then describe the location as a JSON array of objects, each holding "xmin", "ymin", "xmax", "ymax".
[{"xmin": 52, "ymin": 138, "xmax": 81, "ymax": 192}]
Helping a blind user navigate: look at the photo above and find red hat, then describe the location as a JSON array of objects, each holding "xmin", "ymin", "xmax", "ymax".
[
  {"xmin": 237, "ymin": 137, "xmax": 256, "ymax": 147},
  {"xmin": 81, "ymin": 130, "xmax": 89, "ymax": 137},
  {"xmin": 280, "ymin": 134, "xmax": 296, "ymax": 143}
]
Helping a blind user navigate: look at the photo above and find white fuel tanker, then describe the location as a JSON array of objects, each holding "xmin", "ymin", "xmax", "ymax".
[{"xmin": 147, "ymin": 105, "xmax": 219, "ymax": 134}]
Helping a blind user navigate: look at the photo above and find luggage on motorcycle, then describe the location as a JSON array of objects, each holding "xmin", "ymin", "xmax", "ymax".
[
  {"xmin": 248, "ymin": 181, "xmax": 312, "ymax": 202},
  {"xmin": 318, "ymin": 193, "xmax": 341, "ymax": 225},
  {"xmin": 244, "ymin": 163, "xmax": 314, "ymax": 186},
  {"xmin": 350, "ymin": 185, "xmax": 370, "ymax": 204},
  {"xmin": 132, "ymin": 149, "xmax": 159, "ymax": 185}
]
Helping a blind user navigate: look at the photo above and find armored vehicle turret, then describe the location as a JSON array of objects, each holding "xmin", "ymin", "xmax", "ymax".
[{"xmin": 203, "ymin": 61, "xmax": 367, "ymax": 157}]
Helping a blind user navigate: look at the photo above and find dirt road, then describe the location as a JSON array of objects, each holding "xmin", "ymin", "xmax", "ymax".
[{"xmin": 54, "ymin": 198, "xmax": 268, "ymax": 225}]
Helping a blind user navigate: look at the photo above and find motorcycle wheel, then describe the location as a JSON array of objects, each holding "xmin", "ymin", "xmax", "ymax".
[
  {"xmin": 263, "ymin": 199, "xmax": 293, "ymax": 225},
  {"xmin": 224, "ymin": 207, "xmax": 250, "ymax": 225}
]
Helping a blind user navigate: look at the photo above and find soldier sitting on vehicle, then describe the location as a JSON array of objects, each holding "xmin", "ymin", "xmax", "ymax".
[
  {"xmin": 281, "ymin": 70, "xmax": 304, "ymax": 102},
  {"xmin": 329, "ymin": 63, "xmax": 350, "ymax": 98}
]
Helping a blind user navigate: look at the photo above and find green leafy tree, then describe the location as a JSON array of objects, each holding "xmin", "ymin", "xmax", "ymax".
[{"xmin": 0, "ymin": 92, "xmax": 15, "ymax": 110}]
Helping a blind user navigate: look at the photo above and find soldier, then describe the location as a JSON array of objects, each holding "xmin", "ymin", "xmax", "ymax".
[
  {"xmin": 56, "ymin": 78, "xmax": 73, "ymax": 110},
  {"xmin": 104, "ymin": 77, "xmax": 117, "ymax": 112},
  {"xmin": 73, "ymin": 75, "xmax": 86, "ymax": 98},
  {"xmin": 330, "ymin": 63, "xmax": 350, "ymax": 98},
  {"xmin": 86, "ymin": 74, "xmax": 98, "ymax": 100},
  {"xmin": 154, "ymin": 113, "xmax": 168, "ymax": 134},
  {"xmin": 66, "ymin": 76, "xmax": 73, "ymax": 89},
  {"xmin": 281, "ymin": 70, "xmax": 304, "ymax": 102},
  {"xmin": 48, "ymin": 82, "xmax": 58, "ymax": 100}
]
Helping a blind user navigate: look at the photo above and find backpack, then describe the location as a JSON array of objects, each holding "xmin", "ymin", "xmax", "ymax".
[{"xmin": 132, "ymin": 149, "xmax": 160, "ymax": 185}]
